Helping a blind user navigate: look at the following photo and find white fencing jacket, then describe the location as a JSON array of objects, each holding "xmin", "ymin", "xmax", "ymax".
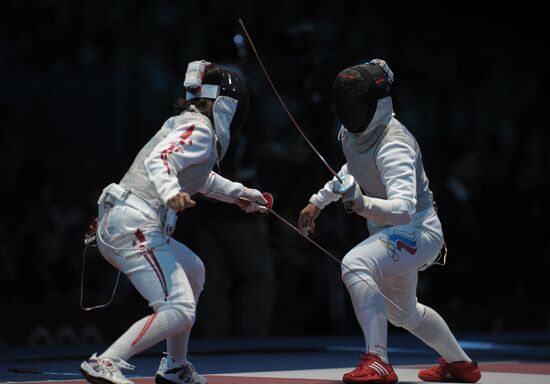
[
  {"xmin": 120, "ymin": 108, "xmax": 244, "ymax": 206},
  {"xmin": 310, "ymin": 97, "xmax": 433, "ymax": 231}
]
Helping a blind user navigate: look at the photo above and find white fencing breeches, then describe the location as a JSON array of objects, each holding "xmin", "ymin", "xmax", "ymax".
[
  {"xmin": 341, "ymin": 208, "xmax": 469, "ymax": 363},
  {"xmin": 96, "ymin": 203, "xmax": 205, "ymax": 361}
]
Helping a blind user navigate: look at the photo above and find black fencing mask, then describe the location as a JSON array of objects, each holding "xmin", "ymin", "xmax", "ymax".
[
  {"xmin": 185, "ymin": 61, "xmax": 250, "ymax": 139},
  {"xmin": 332, "ymin": 62, "xmax": 391, "ymax": 133}
]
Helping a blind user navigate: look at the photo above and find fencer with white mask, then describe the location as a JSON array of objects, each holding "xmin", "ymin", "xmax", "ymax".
[
  {"xmin": 298, "ymin": 59, "xmax": 481, "ymax": 384},
  {"xmin": 80, "ymin": 60, "xmax": 267, "ymax": 384}
]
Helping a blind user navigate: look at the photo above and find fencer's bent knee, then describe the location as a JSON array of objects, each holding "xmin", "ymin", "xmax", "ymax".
[
  {"xmin": 184, "ymin": 254, "xmax": 206, "ymax": 294},
  {"xmin": 387, "ymin": 302, "xmax": 426, "ymax": 330},
  {"xmin": 341, "ymin": 250, "xmax": 375, "ymax": 286},
  {"xmin": 155, "ymin": 302, "xmax": 196, "ymax": 329},
  {"xmin": 194, "ymin": 258, "xmax": 206, "ymax": 291}
]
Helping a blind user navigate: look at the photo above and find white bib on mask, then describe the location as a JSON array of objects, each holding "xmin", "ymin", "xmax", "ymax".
[{"xmin": 212, "ymin": 95, "xmax": 237, "ymax": 160}]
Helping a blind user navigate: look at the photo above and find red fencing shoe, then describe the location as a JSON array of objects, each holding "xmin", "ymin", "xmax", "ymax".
[
  {"xmin": 418, "ymin": 358, "xmax": 481, "ymax": 382},
  {"xmin": 343, "ymin": 353, "xmax": 398, "ymax": 384}
]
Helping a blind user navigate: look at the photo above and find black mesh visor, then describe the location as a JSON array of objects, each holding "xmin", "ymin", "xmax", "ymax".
[{"xmin": 332, "ymin": 63, "xmax": 389, "ymax": 133}]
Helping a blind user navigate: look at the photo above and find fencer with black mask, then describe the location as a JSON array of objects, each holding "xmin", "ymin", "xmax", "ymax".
[
  {"xmin": 80, "ymin": 60, "xmax": 267, "ymax": 384},
  {"xmin": 299, "ymin": 59, "xmax": 481, "ymax": 384}
]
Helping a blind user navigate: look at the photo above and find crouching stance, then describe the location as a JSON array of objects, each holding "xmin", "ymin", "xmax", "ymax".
[
  {"xmin": 80, "ymin": 60, "xmax": 267, "ymax": 384},
  {"xmin": 298, "ymin": 59, "xmax": 481, "ymax": 384}
]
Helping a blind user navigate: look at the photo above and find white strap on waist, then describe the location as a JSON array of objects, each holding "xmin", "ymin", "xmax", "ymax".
[{"xmin": 100, "ymin": 183, "xmax": 162, "ymax": 220}]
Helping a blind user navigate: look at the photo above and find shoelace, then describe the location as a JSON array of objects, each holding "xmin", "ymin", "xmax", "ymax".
[
  {"xmin": 432, "ymin": 358, "xmax": 450, "ymax": 375},
  {"xmin": 165, "ymin": 362, "xmax": 192, "ymax": 377},
  {"xmin": 97, "ymin": 357, "xmax": 136, "ymax": 372},
  {"xmin": 357, "ymin": 353, "xmax": 376, "ymax": 370}
]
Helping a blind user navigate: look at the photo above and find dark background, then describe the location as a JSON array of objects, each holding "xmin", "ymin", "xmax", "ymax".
[{"xmin": 1, "ymin": 1, "xmax": 548, "ymax": 347}]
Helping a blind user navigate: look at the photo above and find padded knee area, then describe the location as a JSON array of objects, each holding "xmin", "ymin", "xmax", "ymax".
[
  {"xmin": 188, "ymin": 258, "xmax": 206, "ymax": 296},
  {"xmin": 387, "ymin": 302, "xmax": 426, "ymax": 330}
]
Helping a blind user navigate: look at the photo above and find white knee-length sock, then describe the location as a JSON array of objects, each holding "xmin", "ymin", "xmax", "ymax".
[
  {"xmin": 100, "ymin": 308, "xmax": 189, "ymax": 361},
  {"xmin": 346, "ymin": 278, "xmax": 389, "ymax": 363},
  {"xmin": 166, "ymin": 289, "xmax": 202, "ymax": 365},
  {"xmin": 167, "ymin": 332, "xmax": 190, "ymax": 365},
  {"xmin": 408, "ymin": 305, "xmax": 470, "ymax": 362}
]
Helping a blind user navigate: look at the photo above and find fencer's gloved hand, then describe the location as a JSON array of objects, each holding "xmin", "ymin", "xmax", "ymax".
[
  {"xmin": 342, "ymin": 181, "xmax": 367, "ymax": 213},
  {"xmin": 238, "ymin": 188, "xmax": 268, "ymax": 214},
  {"xmin": 298, "ymin": 203, "xmax": 321, "ymax": 237}
]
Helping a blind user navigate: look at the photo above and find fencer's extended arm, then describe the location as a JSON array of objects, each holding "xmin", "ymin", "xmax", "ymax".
[
  {"xmin": 144, "ymin": 123, "xmax": 213, "ymax": 205},
  {"xmin": 354, "ymin": 141, "xmax": 417, "ymax": 225},
  {"xmin": 199, "ymin": 172, "xmax": 267, "ymax": 213},
  {"xmin": 309, "ymin": 164, "xmax": 350, "ymax": 209},
  {"xmin": 198, "ymin": 172, "xmax": 245, "ymax": 203}
]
